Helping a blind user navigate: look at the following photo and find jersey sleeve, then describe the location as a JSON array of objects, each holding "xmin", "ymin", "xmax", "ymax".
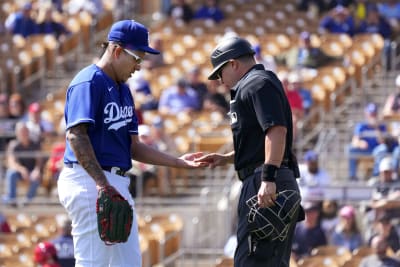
[
  {"xmin": 65, "ymin": 81, "xmax": 101, "ymax": 130},
  {"xmin": 248, "ymin": 78, "xmax": 287, "ymax": 132}
]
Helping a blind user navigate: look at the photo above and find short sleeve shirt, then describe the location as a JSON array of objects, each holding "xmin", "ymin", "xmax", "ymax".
[
  {"xmin": 353, "ymin": 122, "xmax": 387, "ymax": 151},
  {"xmin": 8, "ymin": 140, "xmax": 41, "ymax": 172},
  {"xmin": 229, "ymin": 64, "xmax": 294, "ymax": 170},
  {"xmin": 63, "ymin": 64, "xmax": 138, "ymax": 170}
]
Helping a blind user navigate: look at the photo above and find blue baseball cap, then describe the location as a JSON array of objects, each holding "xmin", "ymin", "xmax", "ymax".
[
  {"xmin": 365, "ymin": 102, "xmax": 378, "ymax": 114},
  {"xmin": 108, "ymin": 20, "xmax": 160, "ymax": 54},
  {"xmin": 304, "ymin": 150, "xmax": 318, "ymax": 161},
  {"xmin": 300, "ymin": 31, "xmax": 311, "ymax": 41}
]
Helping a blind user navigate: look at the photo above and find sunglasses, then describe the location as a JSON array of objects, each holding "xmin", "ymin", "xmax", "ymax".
[
  {"xmin": 216, "ymin": 61, "xmax": 231, "ymax": 80},
  {"xmin": 123, "ymin": 49, "xmax": 143, "ymax": 65}
]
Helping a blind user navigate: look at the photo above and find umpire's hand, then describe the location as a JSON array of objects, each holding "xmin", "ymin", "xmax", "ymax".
[{"xmin": 257, "ymin": 181, "xmax": 277, "ymax": 208}]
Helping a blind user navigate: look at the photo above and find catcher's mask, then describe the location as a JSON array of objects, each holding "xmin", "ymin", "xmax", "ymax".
[{"xmin": 246, "ymin": 190, "xmax": 301, "ymax": 242}]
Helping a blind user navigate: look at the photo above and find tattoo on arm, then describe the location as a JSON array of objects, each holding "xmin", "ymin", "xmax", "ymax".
[{"xmin": 67, "ymin": 124, "xmax": 109, "ymax": 187}]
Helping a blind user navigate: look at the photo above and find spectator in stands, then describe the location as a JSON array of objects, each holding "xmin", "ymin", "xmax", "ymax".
[
  {"xmin": 288, "ymin": 72, "xmax": 313, "ymax": 115},
  {"xmin": 355, "ymin": 4, "xmax": 392, "ymax": 39},
  {"xmin": 187, "ymin": 66, "xmax": 209, "ymax": 109},
  {"xmin": 292, "ymin": 201, "xmax": 327, "ymax": 261},
  {"xmin": 38, "ymin": 0, "xmax": 63, "ymax": 13},
  {"xmin": 356, "ymin": 3, "xmax": 393, "ymax": 70},
  {"xmin": 66, "ymin": 0, "xmax": 103, "ymax": 15},
  {"xmin": 129, "ymin": 124, "xmax": 161, "ymax": 196},
  {"xmin": 377, "ymin": 0, "xmax": 400, "ymax": 34},
  {"xmin": 369, "ymin": 156, "xmax": 400, "ymax": 201},
  {"xmin": 382, "ymin": 74, "xmax": 400, "ymax": 118},
  {"xmin": 167, "ymin": 0, "xmax": 194, "ymax": 24},
  {"xmin": 0, "ymin": 93, "xmax": 15, "ymax": 150},
  {"xmin": 193, "ymin": 0, "xmax": 224, "ymax": 23},
  {"xmin": 350, "ymin": 0, "xmax": 369, "ymax": 23},
  {"xmin": 128, "ymin": 118, "xmax": 180, "ymax": 197},
  {"xmin": 253, "ymin": 44, "xmax": 277, "ymax": 72},
  {"xmin": 319, "ymin": 5, "xmax": 356, "ymax": 36},
  {"xmin": 391, "ymin": 141, "xmax": 400, "ymax": 178},
  {"xmin": 281, "ymin": 74, "xmax": 303, "ymax": 141},
  {"xmin": 0, "ymin": 211, "xmax": 11, "ymax": 233},
  {"xmin": 203, "ymin": 80, "xmax": 229, "ymax": 116},
  {"xmin": 151, "ymin": 116, "xmax": 178, "ymax": 155},
  {"xmin": 42, "ymin": 138, "xmax": 65, "ymax": 196},
  {"xmin": 320, "ymin": 200, "xmax": 340, "ymax": 243},
  {"xmin": 8, "ymin": 93, "xmax": 26, "ymax": 120},
  {"xmin": 366, "ymin": 212, "xmax": 400, "ymax": 254},
  {"xmin": 36, "ymin": 5, "xmax": 70, "ymax": 39},
  {"xmin": 2, "ymin": 121, "xmax": 43, "ymax": 207},
  {"xmin": 52, "ymin": 219, "xmax": 75, "ymax": 267},
  {"xmin": 142, "ymin": 34, "xmax": 165, "ymax": 69},
  {"xmin": 158, "ymin": 77, "xmax": 201, "ymax": 115},
  {"xmin": 25, "ymin": 102, "xmax": 56, "ymax": 145},
  {"xmin": 296, "ymin": 0, "xmax": 326, "ymax": 15},
  {"xmin": 275, "ymin": 31, "xmax": 339, "ymax": 69},
  {"xmin": 298, "ymin": 150, "xmax": 331, "ymax": 199},
  {"xmin": 348, "ymin": 102, "xmax": 388, "ymax": 180},
  {"xmin": 330, "ymin": 205, "xmax": 363, "ymax": 252},
  {"xmin": 128, "ymin": 71, "xmax": 158, "ymax": 111},
  {"xmin": 6, "ymin": 3, "xmax": 38, "ymax": 37},
  {"xmin": 359, "ymin": 234, "xmax": 400, "ymax": 267},
  {"xmin": 34, "ymin": 241, "xmax": 62, "ymax": 267},
  {"xmin": 371, "ymin": 135, "xmax": 398, "ymax": 177}
]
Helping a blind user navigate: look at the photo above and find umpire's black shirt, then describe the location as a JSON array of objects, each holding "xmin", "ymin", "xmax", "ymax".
[{"xmin": 229, "ymin": 64, "xmax": 294, "ymax": 171}]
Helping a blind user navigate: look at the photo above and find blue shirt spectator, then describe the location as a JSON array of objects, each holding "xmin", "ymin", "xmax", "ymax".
[
  {"xmin": 8, "ymin": 3, "xmax": 38, "ymax": 37},
  {"xmin": 158, "ymin": 78, "xmax": 200, "ymax": 115},
  {"xmin": 378, "ymin": 0, "xmax": 400, "ymax": 21},
  {"xmin": 353, "ymin": 122, "xmax": 387, "ymax": 152},
  {"xmin": 194, "ymin": 0, "xmax": 224, "ymax": 23},
  {"xmin": 37, "ymin": 7, "xmax": 70, "ymax": 39},
  {"xmin": 292, "ymin": 201, "xmax": 327, "ymax": 261},
  {"xmin": 128, "ymin": 72, "xmax": 158, "ymax": 111},
  {"xmin": 356, "ymin": 5, "xmax": 392, "ymax": 39},
  {"xmin": 52, "ymin": 219, "xmax": 75, "ymax": 267},
  {"xmin": 319, "ymin": 5, "xmax": 355, "ymax": 36},
  {"xmin": 167, "ymin": 0, "xmax": 194, "ymax": 23},
  {"xmin": 348, "ymin": 103, "xmax": 388, "ymax": 180}
]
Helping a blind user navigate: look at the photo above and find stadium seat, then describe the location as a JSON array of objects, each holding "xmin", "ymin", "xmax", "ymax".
[
  {"xmin": 215, "ymin": 256, "xmax": 233, "ymax": 267},
  {"xmin": 342, "ymin": 257, "xmax": 363, "ymax": 267},
  {"xmin": 144, "ymin": 213, "xmax": 184, "ymax": 258},
  {"xmin": 310, "ymin": 245, "xmax": 352, "ymax": 265},
  {"xmin": 139, "ymin": 233, "xmax": 151, "ymax": 267},
  {"xmin": 352, "ymin": 245, "xmax": 373, "ymax": 257},
  {"xmin": 297, "ymin": 255, "xmax": 340, "ymax": 267},
  {"xmin": 139, "ymin": 222, "xmax": 166, "ymax": 266}
]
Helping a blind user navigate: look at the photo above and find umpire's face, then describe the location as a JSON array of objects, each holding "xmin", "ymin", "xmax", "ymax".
[{"xmin": 217, "ymin": 60, "xmax": 238, "ymax": 88}]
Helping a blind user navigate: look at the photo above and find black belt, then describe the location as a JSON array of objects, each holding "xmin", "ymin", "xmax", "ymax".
[
  {"xmin": 237, "ymin": 159, "xmax": 290, "ymax": 181},
  {"xmin": 64, "ymin": 163, "xmax": 127, "ymax": 176}
]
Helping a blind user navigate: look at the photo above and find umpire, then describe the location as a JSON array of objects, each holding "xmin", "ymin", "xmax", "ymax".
[{"xmin": 197, "ymin": 36, "xmax": 304, "ymax": 267}]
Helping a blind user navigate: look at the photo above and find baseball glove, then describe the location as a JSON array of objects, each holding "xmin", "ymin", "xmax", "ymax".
[
  {"xmin": 246, "ymin": 190, "xmax": 301, "ymax": 242},
  {"xmin": 96, "ymin": 185, "xmax": 133, "ymax": 245}
]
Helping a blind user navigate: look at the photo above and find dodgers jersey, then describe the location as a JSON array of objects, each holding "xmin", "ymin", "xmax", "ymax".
[{"xmin": 63, "ymin": 64, "xmax": 138, "ymax": 170}]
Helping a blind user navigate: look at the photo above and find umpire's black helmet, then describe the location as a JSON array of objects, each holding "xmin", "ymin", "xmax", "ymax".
[{"xmin": 208, "ymin": 36, "xmax": 255, "ymax": 80}]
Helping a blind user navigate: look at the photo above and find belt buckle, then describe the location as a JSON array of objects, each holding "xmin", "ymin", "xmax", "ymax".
[{"xmin": 111, "ymin": 167, "xmax": 125, "ymax": 176}]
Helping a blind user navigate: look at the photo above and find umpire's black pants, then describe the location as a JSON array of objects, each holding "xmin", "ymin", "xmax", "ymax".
[{"xmin": 234, "ymin": 167, "xmax": 301, "ymax": 267}]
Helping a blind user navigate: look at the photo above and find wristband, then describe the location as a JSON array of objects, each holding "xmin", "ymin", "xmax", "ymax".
[{"xmin": 261, "ymin": 164, "xmax": 278, "ymax": 182}]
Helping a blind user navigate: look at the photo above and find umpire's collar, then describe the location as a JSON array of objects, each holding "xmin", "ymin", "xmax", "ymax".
[{"xmin": 230, "ymin": 64, "xmax": 265, "ymax": 99}]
